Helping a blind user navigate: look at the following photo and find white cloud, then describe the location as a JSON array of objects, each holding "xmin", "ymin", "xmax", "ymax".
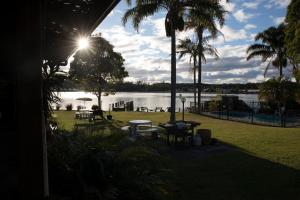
[
  {"xmin": 220, "ymin": 0, "xmax": 236, "ymax": 12},
  {"xmin": 218, "ymin": 44, "xmax": 249, "ymax": 58},
  {"xmin": 265, "ymin": 0, "xmax": 291, "ymax": 9},
  {"xmin": 219, "ymin": 25, "xmax": 249, "ymax": 42},
  {"xmin": 233, "ymin": 9, "xmax": 255, "ymax": 23},
  {"xmin": 270, "ymin": 16, "xmax": 285, "ymax": 25},
  {"xmin": 90, "ymin": 1, "xmax": 283, "ymax": 84},
  {"xmin": 245, "ymin": 24, "xmax": 257, "ymax": 30},
  {"xmin": 242, "ymin": 2, "xmax": 259, "ymax": 9}
]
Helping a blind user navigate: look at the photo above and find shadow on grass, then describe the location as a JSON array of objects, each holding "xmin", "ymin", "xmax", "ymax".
[
  {"xmin": 55, "ymin": 118, "xmax": 300, "ymax": 200},
  {"xmin": 162, "ymin": 140, "xmax": 300, "ymax": 200},
  {"xmin": 73, "ymin": 119, "xmax": 124, "ymax": 136}
]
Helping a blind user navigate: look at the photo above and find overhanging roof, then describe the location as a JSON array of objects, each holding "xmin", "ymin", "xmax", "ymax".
[{"xmin": 44, "ymin": 0, "xmax": 120, "ymax": 63}]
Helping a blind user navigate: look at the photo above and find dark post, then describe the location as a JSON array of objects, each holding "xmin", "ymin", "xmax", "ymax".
[
  {"xmin": 251, "ymin": 101, "xmax": 254, "ymax": 124},
  {"xmin": 182, "ymin": 101, "xmax": 185, "ymax": 121},
  {"xmin": 17, "ymin": 1, "xmax": 49, "ymax": 198},
  {"xmin": 179, "ymin": 94, "xmax": 186, "ymax": 121},
  {"xmin": 218, "ymin": 101, "xmax": 221, "ymax": 119},
  {"xmin": 226, "ymin": 101, "xmax": 229, "ymax": 120}
]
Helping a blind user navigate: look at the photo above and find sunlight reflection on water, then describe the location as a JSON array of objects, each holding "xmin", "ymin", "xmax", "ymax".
[{"xmin": 54, "ymin": 92, "xmax": 258, "ymax": 111}]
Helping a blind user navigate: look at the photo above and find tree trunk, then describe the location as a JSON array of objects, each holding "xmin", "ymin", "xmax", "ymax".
[
  {"xmin": 170, "ymin": 20, "xmax": 176, "ymax": 123},
  {"xmin": 279, "ymin": 65, "xmax": 283, "ymax": 77},
  {"xmin": 197, "ymin": 28, "xmax": 203, "ymax": 113},
  {"xmin": 97, "ymin": 88, "xmax": 102, "ymax": 110},
  {"xmin": 193, "ymin": 55, "xmax": 197, "ymax": 112}
]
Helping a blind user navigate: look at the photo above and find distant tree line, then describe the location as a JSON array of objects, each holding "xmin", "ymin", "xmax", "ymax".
[{"xmin": 60, "ymin": 80, "xmax": 259, "ymax": 94}]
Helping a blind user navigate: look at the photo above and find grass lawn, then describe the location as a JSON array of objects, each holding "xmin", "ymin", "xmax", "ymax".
[{"xmin": 54, "ymin": 111, "xmax": 300, "ymax": 200}]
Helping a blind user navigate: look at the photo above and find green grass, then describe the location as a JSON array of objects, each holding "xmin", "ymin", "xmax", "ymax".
[{"xmin": 54, "ymin": 111, "xmax": 300, "ymax": 200}]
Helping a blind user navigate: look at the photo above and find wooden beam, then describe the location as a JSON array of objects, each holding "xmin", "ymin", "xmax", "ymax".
[{"xmin": 16, "ymin": 1, "xmax": 49, "ymax": 198}]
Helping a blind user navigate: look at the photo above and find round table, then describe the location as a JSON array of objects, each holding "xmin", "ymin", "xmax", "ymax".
[{"xmin": 128, "ymin": 120, "xmax": 152, "ymax": 136}]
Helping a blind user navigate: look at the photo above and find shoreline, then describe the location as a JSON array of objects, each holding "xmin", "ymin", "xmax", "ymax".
[{"xmin": 55, "ymin": 90, "xmax": 258, "ymax": 94}]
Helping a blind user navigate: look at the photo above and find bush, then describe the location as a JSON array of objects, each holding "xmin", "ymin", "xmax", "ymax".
[
  {"xmin": 55, "ymin": 104, "xmax": 61, "ymax": 111},
  {"xmin": 65, "ymin": 104, "xmax": 73, "ymax": 111},
  {"xmin": 91, "ymin": 105, "xmax": 99, "ymax": 111},
  {"xmin": 48, "ymin": 131, "xmax": 166, "ymax": 200},
  {"xmin": 208, "ymin": 100, "xmax": 219, "ymax": 111}
]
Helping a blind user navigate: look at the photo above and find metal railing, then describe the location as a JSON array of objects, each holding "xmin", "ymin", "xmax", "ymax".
[{"xmin": 190, "ymin": 101, "xmax": 300, "ymax": 127}]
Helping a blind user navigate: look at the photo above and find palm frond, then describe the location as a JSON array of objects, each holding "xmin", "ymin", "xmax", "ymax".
[
  {"xmin": 263, "ymin": 59, "xmax": 271, "ymax": 77},
  {"xmin": 122, "ymin": 2, "xmax": 162, "ymax": 31}
]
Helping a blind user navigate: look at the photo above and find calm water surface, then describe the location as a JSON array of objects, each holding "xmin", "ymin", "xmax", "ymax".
[{"xmin": 55, "ymin": 92, "xmax": 258, "ymax": 111}]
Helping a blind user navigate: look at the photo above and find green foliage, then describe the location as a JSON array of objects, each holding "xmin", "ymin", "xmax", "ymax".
[
  {"xmin": 208, "ymin": 100, "xmax": 219, "ymax": 111},
  {"xmin": 65, "ymin": 103, "xmax": 73, "ymax": 111},
  {"xmin": 48, "ymin": 131, "xmax": 166, "ymax": 200},
  {"xmin": 69, "ymin": 35, "xmax": 128, "ymax": 107},
  {"xmin": 42, "ymin": 61, "xmax": 67, "ymax": 121},
  {"xmin": 184, "ymin": 0, "xmax": 226, "ymax": 111},
  {"xmin": 258, "ymin": 77, "xmax": 300, "ymax": 109},
  {"xmin": 247, "ymin": 24, "xmax": 289, "ymax": 77},
  {"xmin": 122, "ymin": 0, "xmax": 187, "ymax": 37},
  {"xmin": 91, "ymin": 105, "xmax": 100, "ymax": 111},
  {"xmin": 285, "ymin": 0, "xmax": 300, "ymax": 64}
]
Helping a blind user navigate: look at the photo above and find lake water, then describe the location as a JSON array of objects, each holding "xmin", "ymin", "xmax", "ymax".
[{"xmin": 55, "ymin": 92, "xmax": 258, "ymax": 111}]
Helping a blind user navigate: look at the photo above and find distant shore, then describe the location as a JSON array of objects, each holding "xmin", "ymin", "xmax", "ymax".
[{"xmin": 56, "ymin": 90, "xmax": 259, "ymax": 94}]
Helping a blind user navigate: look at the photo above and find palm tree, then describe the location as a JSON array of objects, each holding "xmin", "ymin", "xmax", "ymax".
[
  {"xmin": 122, "ymin": 0, "xmax": 222, "ymax": 122},
  {"xmin": 123, "ymin": 0, "xmax": 187, "ymax": 123},
  {"xmin": 185, "ymin": 0, "xmax": 227, "ymax": 112},
  {"xmin": 177, "ymin": 37, "xmax": 218, "ymax": 112},
  {"xmin": 247, "ymin": 23, "xmax": 289, "ymax": 77}
]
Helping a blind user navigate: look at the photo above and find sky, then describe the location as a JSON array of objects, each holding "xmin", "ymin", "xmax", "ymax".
[{"xmin": 91, "ymin": 0, "xmax": 292, "ymax": 84}]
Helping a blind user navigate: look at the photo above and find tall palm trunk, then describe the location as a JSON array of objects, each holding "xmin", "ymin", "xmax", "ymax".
[
  {"xmin": 170, "ymin": 20, "xmax": 176, "ymax": 123},
  {"xmin": 197, "ymin": 27, "xmax": 203, "ymax": 113},
  {"xmin": 193, "ymin": 55, "xmax": 197, "ymax": 112},
  {"xmin": 279, "ymin": 61, "xmax": 283, "ymax": 77},
  {"xmin": 279, "ymin": 52, "xmax": 283, "ymax": 77},
  {"xmin": 97, "ymin": 88, "xmax": 102, "ymax": 110}
]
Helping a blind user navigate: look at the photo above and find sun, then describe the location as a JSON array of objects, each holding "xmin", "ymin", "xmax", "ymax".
[{"xmin": 77, "ymin": 37, "xmax": 89, "ymax": 50}]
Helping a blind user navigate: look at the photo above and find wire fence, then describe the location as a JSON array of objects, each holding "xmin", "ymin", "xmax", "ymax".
[{"xmin": 190, "ymin": 99, "xmax": 300, "ymax": 127}]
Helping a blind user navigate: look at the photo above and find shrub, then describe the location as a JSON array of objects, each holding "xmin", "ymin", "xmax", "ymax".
[
  {"xmin": 65, "ymin": 104, "xmax": 73, "ymax": 111},
  {"xmin": 48, "ymin": 131, "xmax": 166, "ymax": 200},
  {"xmin": 91, "ymin": 105, "xmax": 99, "ymax": 111},
  {"xmin": 208, "ymin": 100, "xmax": 219, "ymax": 111}
]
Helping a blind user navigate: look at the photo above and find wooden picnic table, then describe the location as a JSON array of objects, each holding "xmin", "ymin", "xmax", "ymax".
[{"xmin": 159, "ymin": 120, "xmax": 201, "ymax": 145}]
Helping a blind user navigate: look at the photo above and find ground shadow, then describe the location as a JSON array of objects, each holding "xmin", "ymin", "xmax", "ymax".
[{"xmin": 161, "ymin": 140, "xmax": 300, "ymax": 200}]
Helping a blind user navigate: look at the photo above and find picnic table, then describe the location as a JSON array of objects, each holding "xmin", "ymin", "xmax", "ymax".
[
  {"xmin": 159, "ymin": 120, "xmax": 201, "ymax": 145},
  {"xmin": 128, "ymin": 120, "xmax": 152, "ymax": 136}
]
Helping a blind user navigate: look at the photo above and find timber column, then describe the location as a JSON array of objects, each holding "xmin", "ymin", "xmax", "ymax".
[{"xmin": 16, "ymin": 1, "xmax": 49, "ymax": 198}]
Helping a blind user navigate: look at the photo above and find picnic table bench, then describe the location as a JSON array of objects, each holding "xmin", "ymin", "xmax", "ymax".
[{"xmin": 159, "ymin": 120, "xmax": 201, "ymax": 145}]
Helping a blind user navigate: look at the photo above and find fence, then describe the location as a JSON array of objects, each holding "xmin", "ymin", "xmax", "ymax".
[{"xmin": 190, "ymin": 100, "xmax": 300, "ymax": 127}]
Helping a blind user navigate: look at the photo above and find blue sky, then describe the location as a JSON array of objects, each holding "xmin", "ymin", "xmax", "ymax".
[{"xmin": 92, "ymin": 0, "xmax": 292, "ymax": 84}]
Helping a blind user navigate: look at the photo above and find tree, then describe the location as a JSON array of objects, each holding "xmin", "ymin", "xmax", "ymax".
[
  {"xmin": 177, "ymin": 37, "xmax": 218, "ymax": 111},
  {"xmin": 247, "ymin": 24, "xmax": 290, "ymax": 77},
  {"xmin": 69, "ymin": 35, "xmax": 128, "ymax": 109},
  {"xmin": 285, "ymin": 0, "xmax": 300, "ymax": 65},
  {"xmin": 123, "ymin": 0, "xmax": 225, "ymax": 121},
  {"xmin": 42, "ymin": 61, "xmax": 67, "ymax": 124},
  {"xmin": 258, "ymin": 77, "xmax": 300, "ymax": 122},
  {"xmin": 185, "ymin": 0, "xmax": 227, "ymax": 112},
  {"xmin": 123, "ymin": 0, "xmax": 187, "ymax": 123}
]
